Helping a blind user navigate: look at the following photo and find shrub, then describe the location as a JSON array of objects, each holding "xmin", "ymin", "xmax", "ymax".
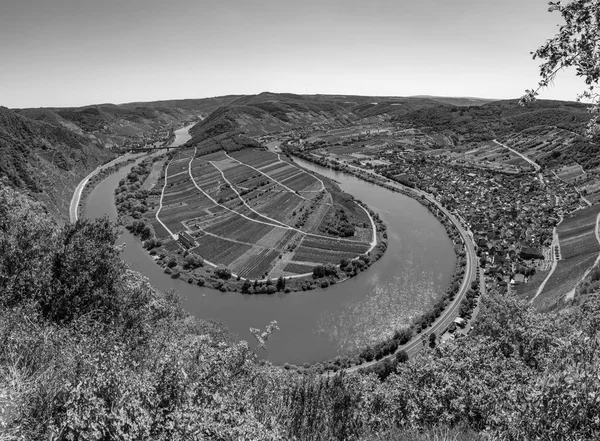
[{"xmin": 214, "ymin": 266, "xmax": 232, "ymax": 280}]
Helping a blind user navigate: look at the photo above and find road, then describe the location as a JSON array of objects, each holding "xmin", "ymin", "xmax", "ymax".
[
  {"xmin": 69, "ymin": 152, "xmax": 141, "ymax": 223},
  {"xmin": 69, "ymin": 122, "xmax": 199, "ymax": 223},
  {"xmin": 531, "ymin": 215, "xmax": 562, "ymax": 304},
  {"xmin": 324, "ymin": 162, "xmax": 478, "ymax": 372},
  {"xmin": 492, "ymin": 139, "xmax": 541, "ymax": 172}
]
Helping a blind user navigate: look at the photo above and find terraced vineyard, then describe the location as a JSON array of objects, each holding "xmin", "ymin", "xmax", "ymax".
[
  {"xmin": 535, "ymin": 204, "xmax": 600, "ymax": 310},
  {"xmin": 147, "ymin": 147, "xmax": 377, "ymax": 280}
]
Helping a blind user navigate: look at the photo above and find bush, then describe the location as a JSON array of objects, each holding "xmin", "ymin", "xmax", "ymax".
[
  {"xmin": 214, "ymin": 266, "xmax": 232, "ymax": 280},
  {"xmin": 183, "ymin": 253, "xmax": 204, "ymax": 270}
]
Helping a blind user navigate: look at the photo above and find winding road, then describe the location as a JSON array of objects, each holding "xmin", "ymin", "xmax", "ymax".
[
  {"xmin": 303, "ymin": 159, "xmax": 479, "ymax": 371},
  {"xmin": 69, "ymin": 152, "xmax": 141, "ymax": 223}
]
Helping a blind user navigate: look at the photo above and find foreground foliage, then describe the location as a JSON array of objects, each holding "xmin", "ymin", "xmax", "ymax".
[
  {"xmin": 2, "ymin": 183, "xmax": 600, "ymax": 440},
  {"xmin": 523, "ymin": 0, "xmax": 600, "ymax": 137}
]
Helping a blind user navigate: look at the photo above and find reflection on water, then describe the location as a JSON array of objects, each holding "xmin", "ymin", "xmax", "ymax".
[
  {"xmin": 315, "ymin": 248, "xmax": 443, "ymax": 352},
  {"xmin": 84, "ymin": 146, "xmax": 455, "ymax": 365}
]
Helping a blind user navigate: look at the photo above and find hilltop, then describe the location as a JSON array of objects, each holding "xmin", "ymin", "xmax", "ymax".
[
  {"xmin": 15, "ymin": 95, "xmax": 240, "ymax": 150},
  {"xmin": 186, "ymin": 92, "xmax": 488, "ymax": 146}
]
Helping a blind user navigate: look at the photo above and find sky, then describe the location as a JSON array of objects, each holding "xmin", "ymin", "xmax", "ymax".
[{"xmin": 0, "ymin": 0, "xmax": 586, "ymax": 108}]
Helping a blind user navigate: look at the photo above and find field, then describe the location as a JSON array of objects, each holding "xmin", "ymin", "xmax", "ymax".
[
  {"xmin": 497, "ymin": 127, "xmax": 579, "ymax": 163},
  {"xmin": 515, "ymin": 268, "xmax": 550, "ymax": 301},
  {"xmin": 555, "ymin": 164, "xmax": 586, "ymax": 183},
  {"xmin": 153, "ymin": 147, "xmax": 377, "ymax": 280},
  {"xmin": 533, "ymin": 252, "xmax": 598, "ymax": 311},
  {"xmin": 446, "ymin": 141, "xmax": 534, "ymax": 173},
  {"xmin": 533, "ymin": 204, "xmax": 600, "ymax": 308},
  {"xmin": 557, "ymin": 204, "xmax": 600, "ymax": 259}
]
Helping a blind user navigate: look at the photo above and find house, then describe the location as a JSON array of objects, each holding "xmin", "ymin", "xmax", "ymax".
[
  {"xmin": 178, "ymin": 231, "xmax": 197, "ymax": 249},
  {"xmin": 512, "ymin": 274, "xmax": 526, "ymax": 285},
  {"xmin": 454, "ymin": 317, "xmax": 467, "ymax": 328}
]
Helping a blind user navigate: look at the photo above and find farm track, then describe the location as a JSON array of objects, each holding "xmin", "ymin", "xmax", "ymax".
[
  {"xmin": 208, "ymin": 162, "xmax": 291, "ymax": 230},
  {"xmin": 155, "ymin": 158, "xmax": 177, "ymax": 240},
  {"xmin": 492, "ymin": 139, "xmax": 541, "ymax": 172},
  {"xmin": 531, "ymin": 215, "xmax": 562, "ymax": 304},
  {"xmin": 194, "ymin": 151, "xmax": 378, "ymax": 249},
  {"xmin": 565, "ymin": 213, "xmax": 600, "ymax": 300},
  {"xmin": 188, "ymin": 152, "xmax": 289, "ymax": 231},
  {"xmin": 226, "ymin": 152, "xmax": 313, "ymax": 201},
  {"xmin": 227, "ymin": 152, "xmax": 330, "ymax": 200}
]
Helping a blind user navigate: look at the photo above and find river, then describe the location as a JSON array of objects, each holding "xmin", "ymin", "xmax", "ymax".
[{"xmin": 83, "ymin": 125, "xmax": 455, "ymax": 365}]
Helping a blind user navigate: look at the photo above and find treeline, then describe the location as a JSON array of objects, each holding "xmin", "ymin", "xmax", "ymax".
[{"xmin": 394, "ymin": 99, "xmax": 592, "ymax": 146}]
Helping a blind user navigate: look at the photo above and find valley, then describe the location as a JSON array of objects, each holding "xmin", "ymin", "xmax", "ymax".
[
  {"xmin": 5, "ymin": 91, "xmax": 600, "ymax": 439},
  {"xmin": 44, "ymin": 92, "xmax": 600, "ymax": 366}
]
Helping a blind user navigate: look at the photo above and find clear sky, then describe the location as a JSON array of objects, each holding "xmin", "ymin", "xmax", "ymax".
[{"xmin": 0, "ymin": 0, "xmax": 586, "ymax": 108}]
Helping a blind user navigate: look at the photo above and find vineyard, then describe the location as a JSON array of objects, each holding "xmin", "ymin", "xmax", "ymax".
[
  {"xmin": 152, "ymin": 147, "xmax": 377, "ymax": 280},
  {"xmin": 557, "ymin": 204, "xmax": 600, "ymax": 259},
  {"xmin": 536, "ymin": 204, "xmax": 600, "ymax": 308},
  {"xmin": 454, "ymin": 141, "xmax": 534, "ymax": 173}
]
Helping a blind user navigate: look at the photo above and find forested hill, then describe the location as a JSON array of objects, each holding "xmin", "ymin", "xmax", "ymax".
[
  {"xmin": 15, "ymin": 96, "xmax": 240, "ymax": 150},
  {"xmin": 186, "ymin": 94, "xmax": 596, "ymax": 164},
  {"xmin": 396, "ymin": 99, "xmax": 588, "ymax": 139},
  {"xmin": 0, "ymin": 106, "xmax": 114, "ymax": 222},
  {"xmin": 186, "ymin": 92, "xmax": 470, "ymax": 145}
]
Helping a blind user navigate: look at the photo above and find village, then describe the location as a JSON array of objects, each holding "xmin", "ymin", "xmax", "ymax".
[{"xmin": 270, "ymin": 123, "xmax": 587, "ymax": 301}]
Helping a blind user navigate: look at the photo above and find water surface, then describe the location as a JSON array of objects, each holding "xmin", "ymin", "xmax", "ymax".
[{"xmin": 84, "ymin": 129, "xmax": 455, "ymax": 364}]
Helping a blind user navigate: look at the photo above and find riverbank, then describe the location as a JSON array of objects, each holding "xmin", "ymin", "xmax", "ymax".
[
  {"xmin": 281, "ymin": 148, "xmax": 479, "ymax": 374},
  {"xmin": 82, "ymin": 139, "xmax": 456, "ymax": 365}
]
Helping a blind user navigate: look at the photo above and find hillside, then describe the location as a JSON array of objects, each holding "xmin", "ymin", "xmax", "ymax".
[
  {"xmin": 186, "ymin": 93, "xmax": 463, "ymax": 145},
  {"xmin": 15, "ymin": 96, "xmax": 240, "ymax": 150},
  {"xmin": 392, "ymin": 100, "xmax": 589, "ymax": 154},
  {"xmin": 2, "ymin": 182, "xmax": 600, "ymax": 440},
  {"xmin": 0, "ymin": 107, "xmax": 114, "ymax": 222}
]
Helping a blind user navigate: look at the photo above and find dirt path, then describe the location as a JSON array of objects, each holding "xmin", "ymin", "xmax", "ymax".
[
  {"xmin": 565, "ymin": 213, "xmax": 600, "ymax": 300},
  {"xmin": 155, "ymin": 158, "xmax": 177, "ymax": 239},
  {"xmin": 225, "ymin": 152, "xmax": 314, "ymax": 202},
  {"xmin": 155, "ymin": 146, "xmax": 380, "ymax": 281},
  {"xmin": 530, "ymin": 217, "xmax": 561, "ymax": 304},
  {"xmin": 492, "ymin": 139, "xmax": 541, "ymax": 172}
]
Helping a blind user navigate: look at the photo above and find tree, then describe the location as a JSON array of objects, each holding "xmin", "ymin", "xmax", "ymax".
[
  {"xmin": 183, "ymin": 253, "xmax": 203, "ymax": 270},
  {"xmin": 214, "ymin": 266, "xmax": 232, "ymax": 280},
  {"xmin": 46, "ymin": 217, "xmax": 126, "ymax": 323},
  {"xmin": 276, "ymin": 276, "xmax": 285, "ymax": 291},
  {"xmin": 0, "ymin": 184, "xmax": 58, "ymax": 307},
  {"xmin": 429, "ymin": 332, "xmax": 437, "ymax": 348},
  {"xmin": 395, "ymin": 350, "xmax": 409, "ymax": 364},
  {"xmin": 241, "ymin": 279, "xmax": 252, "ymax": 294},
  {"xmin": 522, "ymin": 0, "xmax": 600, "ymax": 136}
]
